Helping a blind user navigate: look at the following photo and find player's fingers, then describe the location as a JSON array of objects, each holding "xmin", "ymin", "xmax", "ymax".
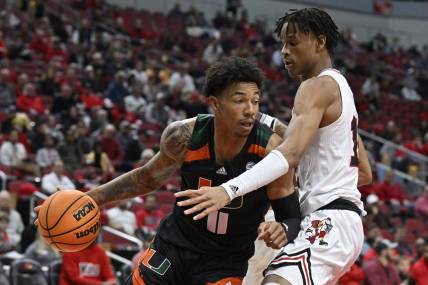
[
  {"xmin": 34, "ymin": 205, "xmax": 41, "ymax": 213},
  {"xmin": 183, "ymin": 200, "xmax": 212, "ymax": 215},
  {"xmin": 175, "ymin": 189, "xmax": 199, "ymax": 199},
  {"xmin": 257, "ymin": 223, "xmax": 268, "ymax": 240},
  {"xmin": 271, "ymin": 235, "xmax": 287, "ymax": 249},
  {"xmin": 34, "ymin": 218, "xmax": 39, "ymax": 226},
  {"xmin": 269, "ymin": 225, "xmax": 285, "ymax": 242},
  {"xmin": 176, "ymin": 193, "xmax": 206, "ymax": 207},
  {"xmin": 193, "ymin": 205, "xmax": 218, "ymax": 220}
]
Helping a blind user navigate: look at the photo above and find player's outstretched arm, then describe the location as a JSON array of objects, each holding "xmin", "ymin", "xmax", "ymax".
[
  {"xmin": 257, "ymin": 133, "xmax": 301, "ymax": 249},
  {"xmin": 176, "ymin": 77, "xmax": 335, "ymax": 220},
  {"xmin": 86, "ymin": 119, "xmax": 194, "ymax": 206},
  {"xmin": 357, "ymin": 135, "xmax": 373, "ymax": 187}
]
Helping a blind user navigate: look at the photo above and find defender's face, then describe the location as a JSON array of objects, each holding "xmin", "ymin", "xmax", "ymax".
[
  {"xmin": 280, "ymin": 22, "xmax": 318, "ymax": 77},
  {"xmin": 213, "ymin": 82, "xmax": 260, "ymax": 137}
]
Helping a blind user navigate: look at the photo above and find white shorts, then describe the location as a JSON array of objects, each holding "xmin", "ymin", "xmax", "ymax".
[{"xmin": 264, "ymin": 209, "xmax": 364, "ymax": 285}]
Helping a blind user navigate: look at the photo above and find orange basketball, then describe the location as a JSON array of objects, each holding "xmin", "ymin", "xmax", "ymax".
[{"xmin": 38, "ymin": 189, "xmax": 101, "ymax": 252}]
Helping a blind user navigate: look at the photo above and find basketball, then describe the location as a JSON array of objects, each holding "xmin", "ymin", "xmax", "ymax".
[{"xmin": 37, "ymin": 189, "xmax": 101, "ymax": 252}]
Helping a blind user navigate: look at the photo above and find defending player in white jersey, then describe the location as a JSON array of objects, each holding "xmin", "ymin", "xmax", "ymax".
[{"xmin": 177, "ymin": 8, "xmax": 372, "ymax": 285}]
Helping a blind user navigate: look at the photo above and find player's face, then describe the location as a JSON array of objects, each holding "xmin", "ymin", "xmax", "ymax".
[
  {"xmin": 280, "ymin": 22, "xmax": 319, "ymax": 78},
  {"xmin": 212, "ymin": 82, "xmax": 260, "ymax": 137}
]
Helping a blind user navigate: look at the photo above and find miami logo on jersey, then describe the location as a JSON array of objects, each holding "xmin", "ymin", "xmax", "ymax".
[{"xmin": 304, "ymin": 217, "xmax": 333, "ymax": 246}]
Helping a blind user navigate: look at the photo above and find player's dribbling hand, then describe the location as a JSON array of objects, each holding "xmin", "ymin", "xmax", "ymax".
[
  {"xmin": 257, "ymin": 221, "xmax": 287, "ymax": 249},
  {"xmin": 175, "ymin": 186, "xmax": 231, "ymax": 220}
]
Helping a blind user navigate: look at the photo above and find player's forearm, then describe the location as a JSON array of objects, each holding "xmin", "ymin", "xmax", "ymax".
[
  {"xmin": 357, "ymin": 135, "xmax": 373, "ymax": 187},
  {"xmin": 87, "ymin": 167, "xmax": 161, "ymax": 206}
]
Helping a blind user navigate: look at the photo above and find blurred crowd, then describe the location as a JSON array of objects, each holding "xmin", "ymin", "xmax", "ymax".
[{"xmin": 0, "ymin": 0, "xmax": 427, "ymax": 284}]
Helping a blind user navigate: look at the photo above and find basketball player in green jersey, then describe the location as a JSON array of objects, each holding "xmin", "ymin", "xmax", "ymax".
[{"xmin": 58, "ymin": 57, "xmax": 300, "ymax": 285}]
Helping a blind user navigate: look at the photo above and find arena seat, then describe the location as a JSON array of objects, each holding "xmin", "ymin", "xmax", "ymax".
[
  {"xmin": 47, "ymin": 260, "xmax": 61, "ymax": 285},
  {"xmin": 9, "ymin": 259, "xmax": 47, "ymax": 285}
]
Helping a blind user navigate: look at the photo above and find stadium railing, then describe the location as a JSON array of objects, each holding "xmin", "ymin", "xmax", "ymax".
[{"xmin": 359, "ymin": 128, "xmax": 428, "ymax": 182}]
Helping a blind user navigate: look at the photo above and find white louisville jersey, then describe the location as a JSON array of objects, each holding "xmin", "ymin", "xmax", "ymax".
[{"xmin": 297, "ymin": 68, "xmax": 365, "ymax": 217}]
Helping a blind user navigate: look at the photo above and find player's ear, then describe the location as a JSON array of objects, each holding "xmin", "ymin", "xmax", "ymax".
[
  {"xmin": 316, "ymin": 35, "xmax": 327, "ymax": 52},
  {"xmin": 207, "ymin": 96, "xmax": 218, "ymax": 111}
]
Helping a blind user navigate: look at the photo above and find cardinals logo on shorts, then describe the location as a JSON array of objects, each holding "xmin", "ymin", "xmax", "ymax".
[{"xmin": 304, "ymin": 217, "xmax": 333, "ymax": 246}]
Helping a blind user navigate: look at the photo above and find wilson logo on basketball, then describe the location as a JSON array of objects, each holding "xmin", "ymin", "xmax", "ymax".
[
  {"xmin": 73, "ymin": 201, "xmax": 95, "ymax": 222},
  {"xmin": 75, "ymin": 222, "xmax": 100, "ymax": 239}
]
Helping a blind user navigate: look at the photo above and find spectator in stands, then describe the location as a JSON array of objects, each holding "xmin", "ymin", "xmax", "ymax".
[
  {"xmin": 0, "ymin": 190, "xmax": 24, "ymax": 247},
  {"xmin": 71, "ymin": 18, "xmax": 92, "ymax": 47},
  {"xmin": 0, "ymin": 68, "xmax": 16, "ymax": 111},
  {"xmin": 41, "ymin": 160, "xmax": 75, "ymax": 195},
  {"xmin": 203, "ymin": 38, "xmax": 224, "ymax": 64},
  {"xmin": 59, "ymin": 241, "xmax": 117, "ymax": 285},
  {"xmin": 0, "ymin": 31, "xmax": 7, "ymax": 59},
  {"xmin": 134, "ymin": 148, "xmax": 155, "ymax": 168},
  {"xmin": 100, "ymin": 124, "xmax": 123, "ymax": 164},
  {"xmin": 0, "ymin": 211, "xmax": 14, "ymax": 254},
  {"xmin": 24, "ymin": 232, "xmax": 59, "ymax": 266},
  {"xmin": 410, "ymin": 236, "xmax": 428, "ymax": 285},
  {"xmin": 401, "ymin": 77, "xmax": 421, "ymax": 101},
  {"xmin": 136, "ymin": 193, "xmax": 164, "ymax": 232},
  {"xmin": 415, "ymin": 186, "xmax": 428, "ymax": 219},
  {"xmin": 38, "ymin": 64, "xmax": 61, "ymax": 97},
  {"xmin": 123, "ymin": 129, "xmax": 146, "ymax": 166},
  {"xmin": 397, "ymin": 258, "xmax": 411, "ymax": 284},
  {"xmin": 169, "ymin": 64, "xmax": 195, "ymax": 96},
  {"xmin": 124, "ymin": 81, "xmax": 147, "ymax": 114},
  {"xmin": 338, "ymin": 261, "xmax": 364, "ymax": 285},
  {"xmin": 35, "ymin": 135, "xmax": 60, "ymax": 169},
  {"xmin": 85, "ymin": 141, "xmax": 115, "ymax": 176},
  {"xmin": 106, "ymin": 70, "xmax": 129, "ymax": 106},
  {"xmin": 364, "ymin": 194, "xmax": 392, "ymax": 229},
  {"xmin": 57, "ymin": 125, "xmax": 83, "ymax": 173},
  {"xmin": 363, "ymin": 239, "xmax": 400, "ymax": 285},
  {"xmin": 107, "ymin": 200, "xmax": 137, "ymax": 236},
  {"xmin": 395, "ymin": 227, "xmax": 413, "ymax": 257},
  {"xmin": 52, "ymin": 84, "xmax": 77, "ymax": 114},
  {"xmin": 0, "ymin": 130, "xmax": 39, "ymax": 176},
  {"xmin": 374, "ymin": 0, "xmax": 392, "ymax": 15},
  {"xmin": 16, "ymin": 83, "xmax": 45, "ymax": 115},
  {"xmin": 144, "ymin": 92, "xmax": 172, "ymax": 127},
  {"xmin": 116, "ymin": 121, "xmax": 134, "ymax": 152},
  {"xmin": 130, "ymin": 60, "xmax": 148, "ymax": 85},
  {"xmin": 376, "ymin": 169, "xmax": 409, "ymax": 214},
  {"xmin": 361, "ymin": 225, "xmax": 383, "ymax": 261}
]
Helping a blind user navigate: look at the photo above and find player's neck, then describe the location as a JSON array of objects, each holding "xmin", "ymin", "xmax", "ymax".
[
  {"xmin": 302, "ymin": 56, "xmax": 332, "ymax": 80},
  {"xmin": 213, "ymin": 121, "xmax": 247, "ymax": 164}
]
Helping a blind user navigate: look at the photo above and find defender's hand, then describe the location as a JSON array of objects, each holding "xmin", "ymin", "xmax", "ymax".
[
  {"xmin": 175, "ymin": 186, "xmax": 231, "ymax": 220},
  {"xmin": 257, "ymin": 221, "xmax": 287, "ymax": 249}
]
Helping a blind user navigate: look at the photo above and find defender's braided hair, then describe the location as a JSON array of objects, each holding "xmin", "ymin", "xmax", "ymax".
[{"xmin": 275, "ymin": 8, "xmax": 339, "ymax": 54}]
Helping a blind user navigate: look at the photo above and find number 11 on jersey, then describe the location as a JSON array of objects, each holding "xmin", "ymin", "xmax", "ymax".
[{"xmin": 198, "ymin": 178, "xmax": 229, "ymax": 234}]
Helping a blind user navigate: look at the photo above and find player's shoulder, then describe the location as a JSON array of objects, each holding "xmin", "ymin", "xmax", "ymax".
[
  {"xmin": 300, "ymin": 75, "xmax": 338, "ymax": 95},
  {"xmin": 160, "ymin": 117, "xmax": 197, "ymax": 159},
  {"xmin": 296, "ymin": 75, "xmax": 339, "ymax": 107}
]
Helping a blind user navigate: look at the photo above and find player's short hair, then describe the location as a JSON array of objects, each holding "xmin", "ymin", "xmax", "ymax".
[
  {"xmin": 203, "ymin": 56, "xmax": 265, "ymax": 97},
  {"xmin": 275, "ymin": 8, "xmax": 339, "ymax": 54}
]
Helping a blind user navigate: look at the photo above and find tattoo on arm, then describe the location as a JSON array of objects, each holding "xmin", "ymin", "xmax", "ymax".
[{"xmin": 87, "ymin": 120, "xmax": 193, "ymax": 206}]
